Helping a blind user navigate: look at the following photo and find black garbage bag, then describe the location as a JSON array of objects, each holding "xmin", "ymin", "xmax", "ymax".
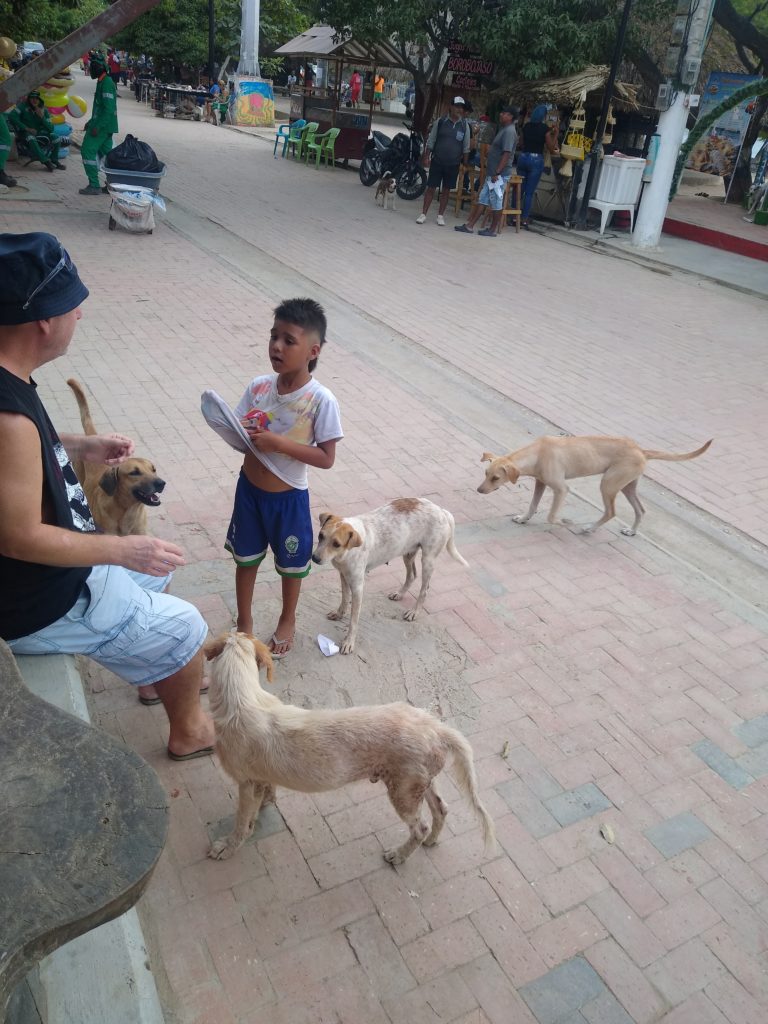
[{"xmin": 104, "ymin": 134, "xmax": 162, "ymax": 173}]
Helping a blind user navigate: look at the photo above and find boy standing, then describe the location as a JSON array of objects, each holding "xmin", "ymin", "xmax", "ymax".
[{"xmin": 226, "ymin": 298, "xmax": 342, "ymax": 658}]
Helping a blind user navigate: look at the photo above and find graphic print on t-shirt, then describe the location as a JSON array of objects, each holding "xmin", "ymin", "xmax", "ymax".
[
  {"xmin": 246, "ymin": 380, "xmax": 320, "ymax": 446},
  {"xmin": 52, "ymin": 438, "xmax": 96, "ymax": 532}
]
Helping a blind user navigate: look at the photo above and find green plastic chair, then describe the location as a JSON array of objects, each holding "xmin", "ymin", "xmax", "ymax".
[
  {"xmin": 305, "ymin": 127, "xmax": 341, "ymax": 168},
  {"xmin": 294, "ymin": 121, "xmax": 319, "ymax": 161},
  {"xmin": 277, "ymin": 118, "xmax": 306, "ymax": 158}
]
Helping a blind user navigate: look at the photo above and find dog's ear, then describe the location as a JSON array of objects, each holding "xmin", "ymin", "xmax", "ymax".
[
  {"xmin": 98, "ymin": 467, "xmax": 119, "ymax": 495},
  {"xmin": 341, "ymin": 525, "xmax": 363, "ymax": 549},
  {"xmin": 480, "ymin": 452, "xmax": 496, "ymax": 464},
  {"xmin": 203, "ymin": 635, "xmax": 227, "ymax": 661},
  {"xmin": 249, "ymin": 637, "xmax": 275, "ymax": 685},
  {"xmin": 504, "ymin": 465, "xmax": 520, "ymax": 484},
  {"xmin": 318, "ymin": 512, "xmax": 334, "ymax": 527}
]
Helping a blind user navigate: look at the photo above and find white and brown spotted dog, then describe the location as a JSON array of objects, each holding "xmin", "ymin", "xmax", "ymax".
[
  {"xmin": 375, "ymin": 171, "xmax": 397, "ymax": 211},
  {"xmin": 67, "ymin": 378, "xmax": 166, "ymax": 536},
  {"xmin": 311, "ymin": 497, "xmax": 468, "ymax": 654}
]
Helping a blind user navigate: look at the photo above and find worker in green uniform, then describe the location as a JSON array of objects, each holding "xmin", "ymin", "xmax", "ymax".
[
  {"xmin": 7, "ymin": 91, "xmax": 63, "ymax": 172},
  {"xmin": 0, "ymin": 112, "xmax": 17, "ymax": 187},
  {"xmin": 80, "ymin": 51, "xmax": 118, "ymax": 195}
]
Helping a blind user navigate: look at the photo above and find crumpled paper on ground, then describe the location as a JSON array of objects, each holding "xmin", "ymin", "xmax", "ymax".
[{"xmin": 317, "ymin": 634, "xmax": 340, "ymax": 656}]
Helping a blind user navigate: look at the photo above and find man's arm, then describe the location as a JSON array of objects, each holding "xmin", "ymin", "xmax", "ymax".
[{"xmin": 0, "ymin": 413, "xmax": 186, "ymax": 576}]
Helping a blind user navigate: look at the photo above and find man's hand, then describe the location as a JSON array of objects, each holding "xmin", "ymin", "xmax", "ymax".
[
  {"xmin": 119, "ymin": 535, "xmax": 186, "ymax": 576},
  {"xmin": 66, "ymin": 433, "xmax": 136, "ymax": 464}
]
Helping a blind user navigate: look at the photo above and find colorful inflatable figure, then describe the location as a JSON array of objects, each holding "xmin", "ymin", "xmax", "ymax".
[{"xmin": 39, "ymin": 67, "xmax": 88, "ymax": 161}]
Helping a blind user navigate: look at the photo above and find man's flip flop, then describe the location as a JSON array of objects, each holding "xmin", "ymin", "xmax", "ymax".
[
  {"xmin": 139, "ymin": 685, "xmax": 209, "ymax": 707},
  {"xmin": 167, "ymin": 746, "xmax": 214, "ymax": 762},
  {"xmin": 269, "ymin": 633, "xmax": 293, "ymax": 660}
]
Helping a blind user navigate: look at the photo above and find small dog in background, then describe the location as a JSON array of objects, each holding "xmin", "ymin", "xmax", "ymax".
[
  {"xmin": 375, "ymin": 171, "xmax": 397, "ymax": 211},
  {"xmin": 205, "ymin": 632, "xmax": 496, "ymax": 865},
  {"xmin": 67, "ymin": 378, "xmax": 166, "ymax": 536}
]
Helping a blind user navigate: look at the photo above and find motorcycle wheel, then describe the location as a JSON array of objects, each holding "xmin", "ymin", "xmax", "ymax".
[
  {"xmin": 396, "ymin": 164, "xmax": 427, "ymax": 201},
  {"xmin": 359, "ymin": 154, "xmax": 380, "ymax": 186}
]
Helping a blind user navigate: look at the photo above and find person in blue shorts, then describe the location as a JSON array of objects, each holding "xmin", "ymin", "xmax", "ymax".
[
  {"xmin": 0, "ymin": 232, "xmax": 214, "ymax": 760},
  {"xmin": 225, "ymin": 298, "xmax": 343, "ymax": 659}
]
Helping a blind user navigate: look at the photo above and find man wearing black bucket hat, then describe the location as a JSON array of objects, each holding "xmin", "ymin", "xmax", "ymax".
[{"xmin": 0, "ymin": 232, "xmax": 214, "ymax": 761}]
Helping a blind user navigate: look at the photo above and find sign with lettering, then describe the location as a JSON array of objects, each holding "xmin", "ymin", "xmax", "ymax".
[{"xmin": 446, "ymin": 39, "xmax": 495, "ymax": 88}]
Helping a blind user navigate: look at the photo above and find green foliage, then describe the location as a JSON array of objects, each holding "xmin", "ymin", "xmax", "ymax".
[
  {"xmin": 112, "ymin": 0, "xmax": 310, "ymax": 71},
  {"xmin": 731, "ymin": 0, "xmax": 768, "ymax": 34},
  {"xmin": 1, "ymin": 0, "xmax": 106, "ymax": 45},
  {"xmin": 260, "ymin": 56, "xmax": 285, "ymax": 78}
]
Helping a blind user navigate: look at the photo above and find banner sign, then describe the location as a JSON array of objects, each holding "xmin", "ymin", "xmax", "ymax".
[
  {"xmin": 686, "ymin": 71, "xmax": 760, "ymax": 177},
  {"xmin": 447, "ymin": 39, "xmax": 495, "ymax": 91}
]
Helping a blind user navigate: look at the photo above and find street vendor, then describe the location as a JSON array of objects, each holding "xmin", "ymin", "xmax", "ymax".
[
  {"xmin": 79, "ymin": 51, "xmax": 118, "ymax": 196},
  {"xmin": 8, "ymin": 90, "xmax": 64, "ymax": 172}
]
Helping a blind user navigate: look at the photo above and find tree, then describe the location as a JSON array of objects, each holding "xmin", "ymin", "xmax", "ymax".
[
  {"xmin": 0, "ymin": 0, "xmax": 106, "ymax": 46},
  {"xmin": 112, "ymin": 0, "xmax": 310, "ymax": 76},
  {"xmin": 313, "ymin": 0, "xmax": 677, "ymax": 131}
]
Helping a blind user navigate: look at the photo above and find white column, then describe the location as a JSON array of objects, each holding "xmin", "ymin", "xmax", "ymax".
[
  {"xmin": 238, "ymin": 0, "xmax": 261, "ymax": 77},
  {"xmin": 632, "ymin": 90, "xmax": 690, "ymax": 250}
]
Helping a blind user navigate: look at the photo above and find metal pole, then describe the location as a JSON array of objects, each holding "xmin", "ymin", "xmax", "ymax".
[
  {"xmin": 574, "ymin": 0, "xmax": 634, "ymax": 229},
  {"xmin": 208, "ymin": 0, "xmax": 215, "ymax": 86}
]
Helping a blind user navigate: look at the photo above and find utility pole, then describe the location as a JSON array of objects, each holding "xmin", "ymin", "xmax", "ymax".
[
  {"xmin": 208, "ymin": 0, "xmax": 215, "ymax": 86},
  {"xmin": 632, "ymin": 0, "xmax": 716, "ymax": 249},
  {"xmin": 574, "ymin": 0, "xmax": 634, "ymax": 229}
]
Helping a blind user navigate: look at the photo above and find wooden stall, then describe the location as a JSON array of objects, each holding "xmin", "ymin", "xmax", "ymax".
[{"xmin": 274, "ymin": 26, "xmax": 403, "ymax": 162}]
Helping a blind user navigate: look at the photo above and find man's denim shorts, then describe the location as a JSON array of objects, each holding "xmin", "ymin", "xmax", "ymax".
[
  {"xmin": 478, "ymin": 174, "xmax": 510, "ymax": 211},
  {"xmin": 8, "ymin": 564, "xmax": 208, "ymax": 686}
]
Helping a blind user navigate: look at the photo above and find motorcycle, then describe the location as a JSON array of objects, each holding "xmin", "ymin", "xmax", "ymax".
[{"xmin": 359, "ymin": 121, "xmax": 427, "ymax": 201}]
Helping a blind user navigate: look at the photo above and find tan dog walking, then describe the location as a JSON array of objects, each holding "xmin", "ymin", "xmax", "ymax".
[
  {"xmin": 478, "ymin": 435, "xmax": 712, "ymax": 535},
  {"xmin": 205, "ymin": 632, "xmax": 496, "ymax": 865}
]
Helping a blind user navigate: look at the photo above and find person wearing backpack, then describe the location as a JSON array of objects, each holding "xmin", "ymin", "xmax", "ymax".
[
  {"xmin": 79, "ymin": 52, "xmax": 118, "ymax": 196},
  {"xmin": 416, "ymin": 97, "xmax": 471, "ymax": 227}
]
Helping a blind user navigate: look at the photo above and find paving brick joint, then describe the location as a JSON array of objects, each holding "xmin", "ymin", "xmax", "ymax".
[{"xmin": 3, "ymin": 74, "xmax": 768, "ymax": 1024}]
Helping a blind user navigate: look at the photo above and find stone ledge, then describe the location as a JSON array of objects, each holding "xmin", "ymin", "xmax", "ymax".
[{"xmin": 8, "ymin": 654, "xmax": 165, "ymax": 1024}]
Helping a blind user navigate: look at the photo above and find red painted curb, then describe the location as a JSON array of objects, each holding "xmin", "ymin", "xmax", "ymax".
[{"xmin": 663, "ymin": 216, "xmax": 768, "ymax": 263}]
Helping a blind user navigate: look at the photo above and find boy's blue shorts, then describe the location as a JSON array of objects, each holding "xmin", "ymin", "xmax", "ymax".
[{"xmin": 225, "ymin": 472, "xmax": 313, "ymax": 578}]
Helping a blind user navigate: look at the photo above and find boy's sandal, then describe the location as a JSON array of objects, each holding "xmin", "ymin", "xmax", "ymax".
[{"xmin": 268, "ymin": 633, "xmax": 294, "ymax": 660}]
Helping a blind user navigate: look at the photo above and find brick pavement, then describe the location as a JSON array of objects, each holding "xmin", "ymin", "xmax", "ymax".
[
  {"xmin": 68, "ymin": 74, "xmax": 768, "ymax": 547},
  {"xmin": 2, "ymin": 76, "xmax": 768, "ymax": 1024}
]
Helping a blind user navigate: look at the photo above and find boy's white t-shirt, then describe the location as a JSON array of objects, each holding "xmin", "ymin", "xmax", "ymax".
[{"xmin": 234, "ymin": 374, "xmax": 343, "ymax": 490}]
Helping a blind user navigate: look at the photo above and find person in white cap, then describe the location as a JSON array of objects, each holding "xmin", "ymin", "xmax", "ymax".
[{"xmin": 416, "ymin": 97, "xmax": 471, "ymax": 226}]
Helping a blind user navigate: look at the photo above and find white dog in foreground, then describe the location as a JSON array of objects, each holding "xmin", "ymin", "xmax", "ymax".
[
  {"xmin": 312, "ymin": 497, "xmax": 469, "ymax": 654},
  {"xmin": 205, "ymin": 632, "xmax": 496, "ymax": 865}
]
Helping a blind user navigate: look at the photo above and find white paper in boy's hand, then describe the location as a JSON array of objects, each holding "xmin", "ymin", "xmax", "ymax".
[
  {"xmin": 200, "ymin": 389, "xmax": 259, "ymax": 457},
  {"xmin": 317, "ymin": 634, "xmax": 340, "ymax": 657}
]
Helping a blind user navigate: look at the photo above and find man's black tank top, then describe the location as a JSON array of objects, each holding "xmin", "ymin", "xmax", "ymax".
[{"xmin": 0, "ymin": 366, "xmax": 94, "ymax": 640}]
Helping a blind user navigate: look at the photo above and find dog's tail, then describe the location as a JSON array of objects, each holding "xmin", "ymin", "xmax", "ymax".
[
  {"xmin": 66, "ymin": 378, "xmax": 97, "ymax": 436},
  {"xmin": 442, "ymin": 726, "xmax": 496, "ymax": 856},
  {"xmin": 443, "ymin": 509, "xmax": 469, "ymax": 567},
  {"xmin": 642, "ymin": 439, "xmax": 712, "ymax": 462}
]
